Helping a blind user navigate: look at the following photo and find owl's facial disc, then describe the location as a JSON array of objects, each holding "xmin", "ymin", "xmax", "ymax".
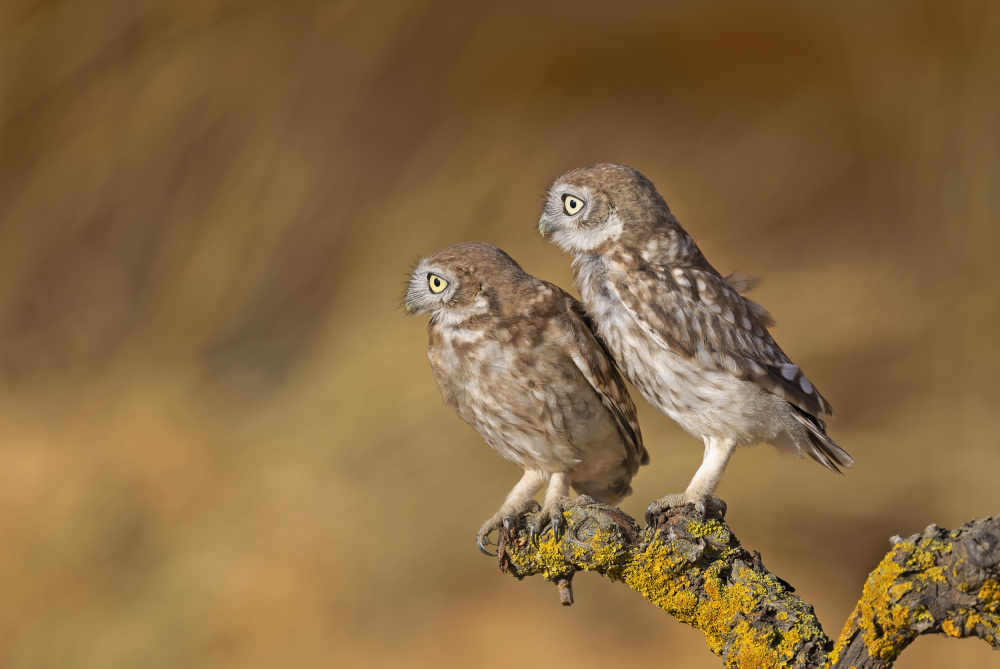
[
  {"xmin": 540, "ymin": 187, "xmax": 589, "ymax": 239},
  {"xmin": 404, "ymin": 260, "xmax": 457, "ymax": 315},
  {"xmin": 540, "ymin": 183, "xmax": 620, "ymax": 254}
]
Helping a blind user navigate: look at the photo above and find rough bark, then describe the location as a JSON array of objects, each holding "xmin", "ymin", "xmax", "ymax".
[{"xmin": 496, "ymin": 500, "xmax": 1000, "ymax": 668}]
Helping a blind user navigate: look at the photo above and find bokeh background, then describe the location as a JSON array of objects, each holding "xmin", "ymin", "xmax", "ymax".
[{"xmin": 2, "ymin": 1, "xmax": 999, "ymax": 667}]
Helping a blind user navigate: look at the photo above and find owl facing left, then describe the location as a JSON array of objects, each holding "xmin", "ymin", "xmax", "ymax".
[{"xmin": 404, "ymin": 242, "xmax": 648, "ymax": 554}]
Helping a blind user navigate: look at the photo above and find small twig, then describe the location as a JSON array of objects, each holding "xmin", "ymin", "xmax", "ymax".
[{"xmin": 555, "ymin": 573, "xmax": 574, "ymax": 606}]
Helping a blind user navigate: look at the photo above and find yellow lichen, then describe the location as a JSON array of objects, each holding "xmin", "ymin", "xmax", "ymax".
[
  {"xmin": 826, "ymin": 641, "xmax": 843, "ymax": 667},
  {"xmin": 832, "ymin": 536, "xmax": 966, "ymax": 663},
  {"xmin": 508, "ymin": 514, "xmax": 635, "ymax": 579},
  {"xmin": 613, "ymin": 536, "xmax": 821, "ymax": 667},
  {"xmin": 524, "ymin": 527, "xmax": 575, "ymax": 579},
  {"xmin": 959, "ymin": 611, "xmax": 1000, "ymax": 644},
  {"xmin": 589, "ymin": 528, "xmax": 626, "ymax": 568},
  {"xmin": 838, "ymin": 544, "xmax": 913, "ymax": 662},
  {"xmin": 979, "ymin": 580, "xmax": 1000, "ymax": 610},
  {"xmin": 507, "ymin": 512, "xmax": 999, "ymax": 668},
  {"xmin": 614, "ymin": 538, "xmax": 699, "ymax": 615},
  {"xmin": 888, "ymin": 580, "xmax": 914, "ymax": 601},
  {"xmin": 685, "ymin": 518, "xmax": 725, "ymax": 539}
]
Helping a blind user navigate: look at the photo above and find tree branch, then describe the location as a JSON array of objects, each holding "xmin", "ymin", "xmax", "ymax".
[{"xmin": 496, "ymin": 501, "xmax": 1000, "ymax": 668}]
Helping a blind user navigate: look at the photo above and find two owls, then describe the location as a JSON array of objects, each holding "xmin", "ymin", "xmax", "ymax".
[{"xmin": 404, "ymin": 163, "xmax": 852, "ymax": 553}]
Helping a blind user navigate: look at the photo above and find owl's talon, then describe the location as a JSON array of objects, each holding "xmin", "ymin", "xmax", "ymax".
[
  {"xmin": 699, "ymin": 495, "xmax": 727, "ymax": 519},
  {"xmin": 645, "ymin": 495, "xmax": 683, "ymax": 527},
  {"xmin": 715, "ymin": 498, "xmax": 727, "ymax": 518},
  {"xmin": 476, "ymin": 534, "xmax": 497, "ymax": 557},
  {"xmin": 532, "ymin": 496, "xmax": 570, "ymax": 543},
  {"xmin": 551, "ymin": 512, "xmax": 565, "ymax": 540},
  {"xmin": 647, "ymin": 493, "xmax": 727, "ymax": 526},
  {"xmin": 528, "ymin": 522, "xmax": 540, "ymax": 547},
  {"xmin": 478, "ymin": 498, "xmax": 544, "ymax": 556}
]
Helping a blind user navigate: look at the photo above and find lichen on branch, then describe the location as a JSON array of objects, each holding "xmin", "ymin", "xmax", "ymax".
[
  {"xmin": 831, "ymin": 516, "xmax": 1000, "ymax": 668},
  {"xmin": 496, "ymin": 500, "xmax": 1000, "ymax": 669},
  {"xmin": 499, "ymin": 501, "xmax": 830, "ymax": 667}
]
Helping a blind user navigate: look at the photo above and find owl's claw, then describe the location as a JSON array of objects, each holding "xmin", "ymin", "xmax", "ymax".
[
  {"xmin": 646, "ymin": 493, "xmax": 727, "ymax": 527},
  {"xmin": 528, "ymin": 497, "xmax": 571, "ymax": 543},
  {"xmin": 551, "ymin": 512, "xmax": 565, "ymax": 540},
  {"xmin": 476, "ymin": 534, "xmax": 497, "ymax": 557},
  {"xmin": 476, "ymin": 498, "xmax": 572, "ymax": 552},
  {"xmin": 695, "ymin": 496, "xmax": 727, "ymax": 520},
  {"xmin": 477, "ymin": 500, "xmax": 541, "ymax": 556}
]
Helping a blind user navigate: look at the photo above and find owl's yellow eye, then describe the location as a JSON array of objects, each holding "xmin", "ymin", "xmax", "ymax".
[
  {"xmin": 428, "ymin": 273, "xmax": 448, "ymax": 294},
  {"xmin": 562, "ymin": 194, "xmax": 584, "ymax": 215}
]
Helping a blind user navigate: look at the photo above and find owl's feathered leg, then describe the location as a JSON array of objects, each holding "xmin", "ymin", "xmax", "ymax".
[
  {"xmin": 645, "ymin": 437, "xmax": 735, "ymax": 524},
  {"xmin": 476, "ymin": 470, "xmax": 546, "ymax": 555}
]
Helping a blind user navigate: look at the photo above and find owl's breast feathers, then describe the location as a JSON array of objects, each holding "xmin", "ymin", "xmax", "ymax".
[
  {"xmin": 426, "ymin": 281, "xmax": 647, "ymax": 473},
  {"xmin": 586, "ymin": 248, "xmax": 833, "ymax": 421}
]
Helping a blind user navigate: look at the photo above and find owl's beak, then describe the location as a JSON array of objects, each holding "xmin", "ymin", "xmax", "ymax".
[{"xmin": 538, "ymin": 215, "xmax": 556, "ymax": 238}]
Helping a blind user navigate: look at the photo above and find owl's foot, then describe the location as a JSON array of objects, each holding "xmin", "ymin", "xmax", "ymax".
[
  {"xmin": 645, "ymin": 493, "xmax": 727, "ymax": 526},
  {"xmin": 476, "ymin": 500, "xmax": 541, "ymax": 556},
  {"xmin": 528, "ymin": 496, "xmax": 572, "ymax": 545}
]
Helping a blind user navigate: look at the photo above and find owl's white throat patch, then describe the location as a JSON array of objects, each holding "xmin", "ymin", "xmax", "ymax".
[
  {"xmin": 433, "ymin": 292, "xmax": 489, "ymax": 327},
  {"xmin": 551, "ymin": 208, "xmax": 624, "ymax": 254}
]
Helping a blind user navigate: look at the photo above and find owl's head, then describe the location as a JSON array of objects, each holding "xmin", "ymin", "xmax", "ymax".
[
  {"xmin": 539, "ymin": 163, "xmax": 672, "ymax": 254},
  {"xmin": 403, "ymin": 242, "xmax": 526, "ymax": 325}
]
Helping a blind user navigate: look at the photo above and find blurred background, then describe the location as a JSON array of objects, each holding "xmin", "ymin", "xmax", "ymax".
[{"xmin": 1, "ymin": 1, "xmax": 998, "ymax": 667}]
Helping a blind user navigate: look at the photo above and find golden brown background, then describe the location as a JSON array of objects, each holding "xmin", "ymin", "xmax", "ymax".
[{"xmin": 2, "ymin": 1, "xmax": 998, "ymax": 667}]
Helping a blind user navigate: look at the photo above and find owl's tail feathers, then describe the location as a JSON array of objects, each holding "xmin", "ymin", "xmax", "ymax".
[{"xmin": 789, "ymin": 406, "xmax": 855, "ymax": 474}]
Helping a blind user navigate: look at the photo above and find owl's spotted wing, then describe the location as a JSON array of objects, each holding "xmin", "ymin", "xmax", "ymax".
[
  {"xmin": 560, "ymin": 295, "xmax": 648, "ymax": 469},
  {"xmin": 608, "ymin": 263, "xmax": 833, "ymax": 419}
]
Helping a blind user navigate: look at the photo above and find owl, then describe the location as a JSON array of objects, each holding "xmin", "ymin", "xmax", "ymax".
[
  {"xmin": 538, "ymin": 163, "xmax": 853, "ymax": 521},
  {"xmin": 404, "ymin": 242, "xmax": 647, "ymax": 554}
]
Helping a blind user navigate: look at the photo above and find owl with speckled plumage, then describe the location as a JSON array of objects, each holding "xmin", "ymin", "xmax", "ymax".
[
  {"xmin": 539, "ymin": 163, "xmax": 853, "ymax": 521},
  {"xmin": 404, "ymin": 242, "xmax": 647, "ymax": 553}
]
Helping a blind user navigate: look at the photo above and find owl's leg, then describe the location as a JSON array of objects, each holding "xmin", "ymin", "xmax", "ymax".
[
  {"xmin": 645, "ymin": 437, "xmax": 736, "ymax": 524},
  {"xmin": 476, "ymin": 469, "xmax": 546, "ymax": 556},
  {"xmin": 684, "ymin": 436, "xmax": 736, "ymax": 510},
  {"xmin": 529, "ymin": 472, "xmax": 572, "ymax": 542}
]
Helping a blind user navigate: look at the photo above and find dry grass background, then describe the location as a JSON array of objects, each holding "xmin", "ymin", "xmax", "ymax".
[{"xmin": 1, "ymin": 1, "xmax": 999, "ymax": 667}]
